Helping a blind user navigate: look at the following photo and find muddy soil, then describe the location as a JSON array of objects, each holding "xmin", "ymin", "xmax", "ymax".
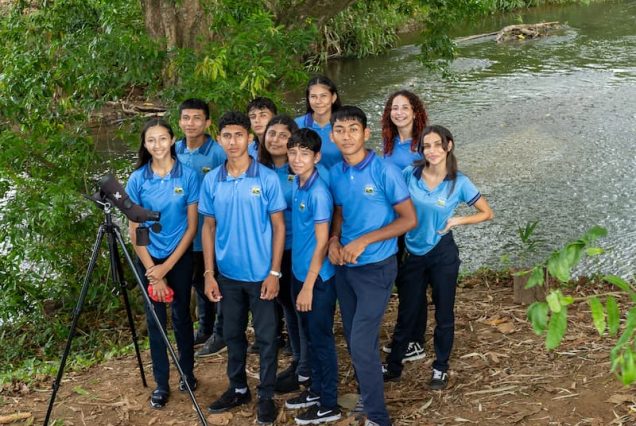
[{"xmin": 1, "ymin": 274, "xmax": 634, "ymax": 425}]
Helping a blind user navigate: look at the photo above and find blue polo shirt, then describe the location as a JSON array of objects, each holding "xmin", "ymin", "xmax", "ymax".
[
  {"xmin": 295, "ymin": 113, "xmax": 342, "ymax": 170},
  {"xmin": 383, "ymin": 137, "xmax": 422, "ymax": 170},
  {"xmin": 176, "ymin": 135, "xmax": 226, "ymax": 251},
  {"xmin": 291, "ymin": 170, "xmax": 335, "ymax": 282},
  {"xmin": 126, "ymin": 160, "xmax": 199, "ymax": 259},
  {"xmin": 403, "ymin": 165, "xmax": 481, "ymax": 256},
  {"xmin": 271, "ymin": 163, "xmax": 295, "ymax": 250},
  {"xmin": 198, "ymin": 159, "xmax": 287, "ymax": 282},
  {"xmin": 248, "ymin": 139, "xmax": 259, "ymax": 159},
  {"xmin": 329, "ymin": 151, "xmax": 410, "ymax": 266}
]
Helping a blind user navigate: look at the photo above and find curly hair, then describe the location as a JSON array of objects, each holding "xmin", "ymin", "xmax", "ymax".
[{"xmin": 381, "ymin": 90, "xmax": 428, "ymax": 156}]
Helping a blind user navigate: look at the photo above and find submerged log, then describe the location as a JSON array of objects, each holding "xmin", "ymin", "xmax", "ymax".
[{"xmin": 496, "ymin": 21, "xmax": 561, "ymax": 43}]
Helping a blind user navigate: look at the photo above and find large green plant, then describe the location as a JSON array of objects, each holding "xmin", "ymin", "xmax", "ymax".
[{"xmin": 525, "ymin": 226, "xmax": 636, "ymax": 384}]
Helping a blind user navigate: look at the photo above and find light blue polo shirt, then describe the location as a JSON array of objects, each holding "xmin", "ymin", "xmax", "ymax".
[
  {"xmin": 271, "ymin": 163, "xmax": 295, "ymax": 250},
  {"xmin": 248, "ymin": 139, "xmax": 259, "ymax": 159},
  {"xmin": 176, "ymin": 135, "xmax": 226, "ymax": 251},
  {"xmin": 329, "ymin": 151, "xmax": 410, "ymax": 266},
  {"xmin": 383, "ymin": 137, "xmax": 422, "ymax": 170},
  {"xmin": 198, "ymin": 159, "xmax": 287, "ymax": 282},
  {"xmin": 403, "ymin": 165, "xmax": 481, "ymax": 256},
  {"xmin": 291, "ymin": 170, "xmax": 335, "ymax": 282},
  {"xmin": 295, "ymin": 113, "xmax": 342, "ymax": 170},
  {"xmin": 126, "ymin": 160, "xmax": 199, "ymax": 259}
]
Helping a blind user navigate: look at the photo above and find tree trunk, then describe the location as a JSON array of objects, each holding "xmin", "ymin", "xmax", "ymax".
[{"xmin": 139, "ymin": 0, "xmax": 210, "ymax": 50}]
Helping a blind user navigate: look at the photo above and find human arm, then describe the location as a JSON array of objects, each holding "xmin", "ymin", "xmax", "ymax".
[
  {"xmin": 261, "ymin": 211, "xmax": 284, "ymax": 300},
  {"xmin": 128, "ymin": 220, "xmax": 171, "ymax": 302},
  {"xmin": 340, "ymin": 199, "xmax": 417, "ymax": 264},
  {"xmin": 296, "ymin": 221, "xmax": 330, "ymax": 312},
  {"xmin": 438, "ymin": 196, "xmax": 493, "ymax": 234},
  {"xmin": 327, "ymin": 206, "xmax": 344, "ymax": 266},
  {"xmin": 201, "ymin": 215, "xmax": 222, "ymax": 302}
]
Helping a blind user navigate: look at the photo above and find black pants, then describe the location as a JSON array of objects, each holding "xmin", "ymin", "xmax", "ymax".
[
  {"xmin": 218, "ymin": 275, "xmax": 278, "ymax": 398},
  {"xmin": 396, "ymin": 235, "xmax": 425, "ymax": 345},
  {"xmin": 387, "ymin": 233, "xmax": 460, "ymax": 375},
  {"xmin": 192, "ymin": 251, "xmax": 222, "ymax": 337}
]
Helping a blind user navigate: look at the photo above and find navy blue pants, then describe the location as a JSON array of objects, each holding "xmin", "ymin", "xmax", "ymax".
[
  {"xmin": 191, "ymin": 251, "xmax": 222, "ymax": 337},
  {"xmin": 278, "ymin": 250, "xmax": 310, "ymax": 377},
  {"xmin": 386, "ymin": 233, "xmax": 460, "ymax": 376},
  {"xmin": 335, "ymin": 256, "xmax": 397, "ymax": 426},
  {"xmin": 218, "ymin": 275, "xmax": 278, "ymax": 399},
  {"xmin": 292, "ymin": 275, "xmax": 338, "ymax": 409},
  {"xmin": 137, "ymin": 250, "xmax": 195, "ymax": 391},
  {"xmin": 396, "ymin": 235, "xmax": 426, "ymax": 345}
]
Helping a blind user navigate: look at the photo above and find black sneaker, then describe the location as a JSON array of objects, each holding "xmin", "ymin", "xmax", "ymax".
[
  {"xmin": 294, "ymin": 405, "xmax": 342, "ymax": 425},
  {"xmin": 178, "ymin": 376, "xmax": 198, "ymax": 393},
  {"xmin": 257, "ymin": 398, "xmax": 278, "ymax": 425},
  {"xmin": 402, "ymin": 342, "xmax": 426, "ymax": 363},
  {"xmin": 193, "ymin": 331, "xmax": 211, "ymax": 347},
  {"xmin": 285, "ymin": 390, "xmax": 321, "ymax": 409},
  {"xmin": 430, "ymin": 368, "xmax": 449, "ymax": 390},
  {"xmin": 149, "ymin": 388, "xmax": 169, "ymax": 409},
  {"xmin": 195, "ymin": 336, "xmax": 227, "ymax": 357},
  {"xmin": 382, "ymin": 364, "xmax": 400, "ymax": 383},
  {"xmin": 207, "ymin": 387, "xmax": 251, "ymax": 412},
  {"xmin": 277, "ymin": 361, "xmax": 298, "ymax": 380},
  {"xmin": 276, "ymin": 371, "xmax": 300, "ymax": 394}
]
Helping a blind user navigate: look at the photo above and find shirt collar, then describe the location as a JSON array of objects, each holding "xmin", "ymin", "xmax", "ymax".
[
  {"xmin": 175, "ymin": 135, "xmax": 214, "ymax": 155},
  {"xmin": 218, "ymin": 157, "xmax": 259, "ymax": 181},
  {"xmin": 143, "ymin": 159, "xmax": 182, "ymax": 179},
  {"xmin": 343, "ymin": 150, "xmax": 375, "ymax": 172},
  {"xmin": 413, "ymin": 165, "xmax": 450, "ymax": 182},
  {"xmin": 297, "ymin": 169, "xmax": 319, "ymax": 191}
]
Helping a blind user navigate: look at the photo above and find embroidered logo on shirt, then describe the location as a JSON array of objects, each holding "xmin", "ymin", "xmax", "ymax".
[
  {"xmin": 251, "ymin": 186, "xmax": 262, "ymax": 196},
  {"xmin": 363, "ymin": 184, "xmax": 376, "ymax": 195},
  {"xmin": 287, "ymin": 174, "xmax": 295, "ymax": 182},
  {"xmin": 202, "ymin": 166, "xmax": 211, "ymax": 173},
  {"xmin": 436, "ymin": 197, "xmax": 446, "ymax": 207},
  {"xmin": 174, "ymin": 186, "xmax": 184, "ymax": 195}
]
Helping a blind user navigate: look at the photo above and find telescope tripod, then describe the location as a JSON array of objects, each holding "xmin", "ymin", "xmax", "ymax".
[{"xmin": 44, "ymin": 201, "xmax": 207, "ymax": 425}]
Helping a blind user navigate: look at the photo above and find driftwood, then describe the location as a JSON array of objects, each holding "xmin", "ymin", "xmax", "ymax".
[{"xmin": 496, "ymin": 21, "xmax": 561, "ymax": 43}]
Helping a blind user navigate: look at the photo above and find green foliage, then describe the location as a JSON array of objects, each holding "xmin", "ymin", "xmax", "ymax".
[{"xmin": 524, "ymin": 226, "xmax": 636, "ymax": 384}]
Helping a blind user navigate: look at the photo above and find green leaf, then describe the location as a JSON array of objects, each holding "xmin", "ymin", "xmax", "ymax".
[
  {"xmin": 527, "ymin": 302, "xmax": 549, "ymax": 335},
  {"xmin": 607, "ymin": 296, "xmax": 620, "ymax": 336},
  {"xmin": 604, "ymin": 275, "xmax": 636, "ymax": 302},
  {"xmin": 580, "ymin": 225, "xmax": 608, "ymax": 244},
  {"xmin": 585, "ymin": 247, "xmax": 604, "ymax": 256},
  {"xmin": 525, "ymin": 266, "xmax": 544, "ymax": 289},
  {"xmin": 546, "ymin": 291, "xmax": 561, "ymax": 313},
  {"xmin": 547, "ymin": 251, "xmax": 570, "ymax": 283},
  {"xmin": 546, "ymin": 308, "xmax": 568, "ymax": 350},
  {"xmin": 620, "ymin": 349, "xmax": 636, "ymax": 385},
  {"xmin": 588, "ymin": 297, "xmax": 606, "ymax": 335}
]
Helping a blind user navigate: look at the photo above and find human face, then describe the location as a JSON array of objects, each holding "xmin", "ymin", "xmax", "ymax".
[
  {"xmin": 217, "ymin": 125, "xmax": 251, "ymax": 159},
  {"xmin": 422, "ymin": 132, "xmax": 452, "ymax": 167},
  {"xmin": 308, "ymin": 84, "xmax": 337, "ymax": 117},
  {"xmin": 390, "ymin": 95, "xmax": 414, "ymax": 133},
  {"xmin": 248, "ymin": 108, "xmax": 274, "ymax": 140},
  {"xmin": 144, "ymin": 125, "xmax": 174, "ymax": 161},
  {"xmin": 264, "ymin": 123, "xmax": 292, "ymax": 159},
  {"xmin": 331, "ymin": 119, "xmax": 369, "ymax": 159},
  {"xmin": 288, "ymin": 146, "xmax": 320, "ymax": 180},
  {"xmin": 179, "ymin": 109, "xmax": 210, "ymax": 140}
]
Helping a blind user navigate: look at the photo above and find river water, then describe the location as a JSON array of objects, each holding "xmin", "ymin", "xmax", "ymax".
[{"xmin": 326, "ymin": 1, "xmax": 636, "ymax": 275}]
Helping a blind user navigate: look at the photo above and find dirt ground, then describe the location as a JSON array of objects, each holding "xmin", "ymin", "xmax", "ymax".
[{"xmin": 2, "ymin": 273, "xmax": 635, "ymax": 425}]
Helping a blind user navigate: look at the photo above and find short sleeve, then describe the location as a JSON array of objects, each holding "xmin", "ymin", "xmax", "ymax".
[
  {"xmin": 459, "ymin": 175, "xmax": 481, "ymax": 206},
  {"xmin": 382, "ymin": 162, "xmax": 410, "ymax": 206},
  {"xmin": 198, "ymin": 170, "xmax": 216, "ymax": 217},
  {"xmin": 185, "ymin": 168, "xmax": 200, "ymax": 205},
  {"xmin": 311, "ymin": 186, "xmax": 333, "ymax": 224},
  {"xmin": 329, "ymin": 168, "xmax": 342, "ymax": 206},
  {"xmin": 265, "ymin": 172, "xmax": 287, "ymax": 213},
  {"xmin": 125, "ymin": 170, "xmax": 142, "ymax": 206}
]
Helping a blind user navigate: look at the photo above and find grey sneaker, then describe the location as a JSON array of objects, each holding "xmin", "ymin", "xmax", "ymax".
[
  {"xmin": 195, "ymin": 336, "xmax": 227, "ymax": 357},
  {"xmin": 430, "ymin": 368, "xmax": 449, "ymax": 390}
]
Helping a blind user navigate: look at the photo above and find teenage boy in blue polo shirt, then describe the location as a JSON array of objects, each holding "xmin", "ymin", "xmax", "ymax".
[
  {"xmin": 199, "ymin": 111, "xmax": 286, "ymax": 425},
  {"xmin": 328, "ymin": 106, "xmax": 417, "ymax": 426},
  {"xmin": 175, "ymin": 98, "xmax": 228, "ymax": 357},
  {"xmin": 283, "ymin": 129, "xmax": 340, "ymax": 425},
  {"xmin": 247, "ymin": 97, "xmax": 277, "ymax": 160}
]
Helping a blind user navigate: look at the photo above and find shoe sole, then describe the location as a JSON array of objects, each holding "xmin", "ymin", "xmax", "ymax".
[
  {"xmin": 381, "ymin": 346, "xmax": 392, "ymax": 354},
  {"xmin": 402, "ymin": 352, "xmax": 426, "ymax": 363},
  {"xmin": 285, "ymin": 400, "xmax": 320, "ymax": 409},
  {"xmin": 383, "ymin": 375, "xmax": 401, "ymax": 383},
  {"xmin": 295, "ymin": 413, "xmax": 342, "ymax": 425},
  {"xmin": 195, "ymin": 346, "xmax": 228, "ymax": 358}
]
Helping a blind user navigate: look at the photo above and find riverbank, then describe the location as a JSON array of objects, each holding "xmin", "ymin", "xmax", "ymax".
[{"xmin": 2, "ymin": 270, "xmax": 634, "ymax": 425}]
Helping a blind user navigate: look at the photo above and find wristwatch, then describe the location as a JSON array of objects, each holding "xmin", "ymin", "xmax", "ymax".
[{"xmin": 269, "ymin": 270, "xmax": 282, "ymax": 278}]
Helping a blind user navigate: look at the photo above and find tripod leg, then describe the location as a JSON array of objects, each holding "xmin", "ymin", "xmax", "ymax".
[
  {"xmin": 44, "ymin": 225, "xmax": 107, "ymax": 426},
  {"xmin": 107, "ymin": 229, "xmax": 147, "ymax": 388},
  {"xmin": 114, "ymin": 228, "xmax": 208, "ymax": 426}
]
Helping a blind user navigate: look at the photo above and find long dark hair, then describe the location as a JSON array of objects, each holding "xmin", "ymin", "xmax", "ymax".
[
  {"xmin": 381, "ymin": 90, "xmax": 428, "ymax": 156},
  {"xmin": 304, "ymin": 75, "xmax": 342, "ymax": 115},
  {"xmin": 135, "ymin": 118, "xmax": 176, "ymax": 170},
  {"xmin": 415, "ymin": 125, "xmax": 458, "ymax": 183},
  {"xmin": 258, "ymin": 115, "xmax": 298, "ymax": 171}
]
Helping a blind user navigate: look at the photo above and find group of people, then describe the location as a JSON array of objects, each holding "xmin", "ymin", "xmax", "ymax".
[{"xmin": 125, "ymin": 75, "xmax": 493, "ymax": 426}]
